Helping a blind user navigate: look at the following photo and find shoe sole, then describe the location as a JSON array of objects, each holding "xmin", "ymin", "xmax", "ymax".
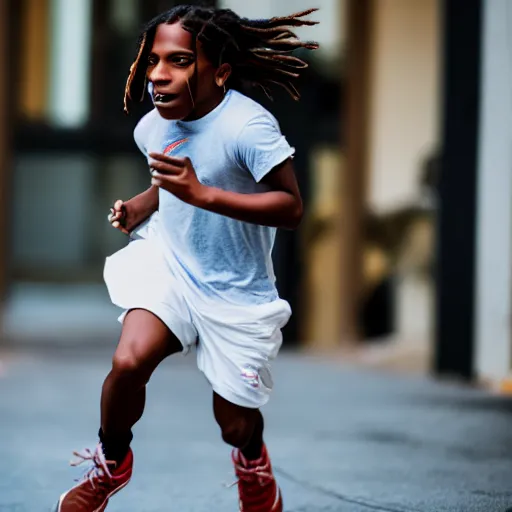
[
  {"xmin": 52, "ymin": 479, "xmax": 130, "ymax": 512},
  {"xmin": 273, "ymin": 487, "xmax": 283, "ymax": 512}
]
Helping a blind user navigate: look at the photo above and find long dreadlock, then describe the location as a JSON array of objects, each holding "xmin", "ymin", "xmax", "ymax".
[{"xmin": 124, "ymin": 5, "xmax": 319, "ymax": 113}]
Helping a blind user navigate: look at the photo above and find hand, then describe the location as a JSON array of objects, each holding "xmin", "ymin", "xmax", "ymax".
[
  {"xmin": 108, "ymin": 199, "xmax": 129, "ymax": 235},
  {"xmin": 149, "ymin": 152, "xmax": 208, "ymax": 206}
]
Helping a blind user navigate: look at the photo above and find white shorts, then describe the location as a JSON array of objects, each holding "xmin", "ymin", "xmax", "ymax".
[{"xmin": 103, "ymin": 237, "xmax": 291, "ymax": 408}]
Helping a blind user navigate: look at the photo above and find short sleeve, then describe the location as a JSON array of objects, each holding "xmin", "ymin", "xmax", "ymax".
[
  {"xmin": 235, "ymin": 113, "xmax": 295, "ymax": 183},
  {"xmin": 133, "ymin": 109, "xmax": 157, "ymax": 158}
]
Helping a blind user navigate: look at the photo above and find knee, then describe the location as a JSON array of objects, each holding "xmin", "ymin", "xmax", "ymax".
[
  {"xmin": 220, "ymin": 416, "xmax": 254, "ymax": 449},
  {"xmin": 111, "ymin": 350, "xmax": 148, "ymax": 384}
]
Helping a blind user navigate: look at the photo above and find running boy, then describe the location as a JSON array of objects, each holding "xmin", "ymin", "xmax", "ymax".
[{"xmin": 54, "ymin": 5, "xmax": 318, "ymax": 511}]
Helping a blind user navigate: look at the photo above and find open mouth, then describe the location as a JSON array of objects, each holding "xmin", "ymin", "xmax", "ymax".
[{"xmin": 153, "ymin": 93, "xmax": 178, "ymax": 106}]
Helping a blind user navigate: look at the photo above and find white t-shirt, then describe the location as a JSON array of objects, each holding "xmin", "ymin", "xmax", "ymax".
[{"xmin": 133, "ymin": 89, "xmax": 295, "ymax": 306}]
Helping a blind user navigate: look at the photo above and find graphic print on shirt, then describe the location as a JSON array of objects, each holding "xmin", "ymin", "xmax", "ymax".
[
  {"xmin": 163, "ymin": 138, "xmax": 189, "ymax": 155},
  {"xmin": 162, "ymin": 136, "xmax": 211, "ymax": 185}
]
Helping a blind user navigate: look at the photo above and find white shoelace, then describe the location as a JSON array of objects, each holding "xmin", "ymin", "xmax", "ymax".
[{"xmin": 70, "ymin": 444, "xmax": 115, "ymax": 489}]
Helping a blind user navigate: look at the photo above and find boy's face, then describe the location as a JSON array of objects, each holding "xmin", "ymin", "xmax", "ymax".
[{"xmin": 147, "ymin": 22, "xmax": 222, "ymax": 120}]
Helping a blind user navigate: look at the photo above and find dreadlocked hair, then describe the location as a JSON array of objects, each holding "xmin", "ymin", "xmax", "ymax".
[{"xmin": 124, "ymin": 5, "xmax": 319, "ymax": 113}]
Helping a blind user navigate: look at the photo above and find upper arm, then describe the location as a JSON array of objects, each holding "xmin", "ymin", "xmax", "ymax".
[
  {"xmin": 235, "ymin": 112, "xmax": 296, "ymax": 183},
  {"xmin": 261, "ymin": 158, "xmax": 302, "ymax": 202}
]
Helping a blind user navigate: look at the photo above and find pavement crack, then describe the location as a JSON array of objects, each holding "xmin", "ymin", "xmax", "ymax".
[{"xmin": 274, "ymin": 466, "xmax": 424, "ymax": 512}]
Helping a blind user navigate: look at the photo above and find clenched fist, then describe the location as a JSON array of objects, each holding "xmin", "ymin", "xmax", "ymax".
[{"xmin": 108, "ymin": 199, "xmax": 129, "ymax": 235}]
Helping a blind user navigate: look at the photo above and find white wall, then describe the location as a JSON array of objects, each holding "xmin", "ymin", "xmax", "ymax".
[
  {"xmin": 474, "ymin": 0, "xmax": 512, "ymax": 383},
  {"xmin": 48, "ymin": 0, "xmax": 93, "ymax": 127},
  {"xmin": 367, "ymin": 0, "xmax": 440, "ymax": 213}
]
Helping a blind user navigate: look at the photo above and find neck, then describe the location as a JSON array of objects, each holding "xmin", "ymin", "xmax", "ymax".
[{"xmin": 183, "ymin": 89, "xmax": 225, "ymax": 121}]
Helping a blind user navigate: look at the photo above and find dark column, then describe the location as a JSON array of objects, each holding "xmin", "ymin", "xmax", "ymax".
[
  {"xmin": 340, "ymin": 0, "xmax": 373, "ymax": 344},
  {"xmin": 435, "ymin": 0, "xmax": 483, "ymax": 379}
]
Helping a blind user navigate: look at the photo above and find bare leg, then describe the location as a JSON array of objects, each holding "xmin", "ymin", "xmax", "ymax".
[
  {"xmin": 213, "ymin": 392, "xmax": 264, "ymax": 460},
  {"xmin": 213, "ymin": 392, "xmax": 282, "ymax": 510},
  {"xmin": 100, "ymin": 309, "xmax": 183, "ymax": 461}
]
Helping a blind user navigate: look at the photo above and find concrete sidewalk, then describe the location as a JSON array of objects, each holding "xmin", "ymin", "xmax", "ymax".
[{"xmin": 1, "ymin": 349, "xmax": 511, "ymax": 512}]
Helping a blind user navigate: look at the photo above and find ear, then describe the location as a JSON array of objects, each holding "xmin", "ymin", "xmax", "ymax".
[{"xmin": 215, "ymin": 63, "xmax": 232, "ymax": 88}]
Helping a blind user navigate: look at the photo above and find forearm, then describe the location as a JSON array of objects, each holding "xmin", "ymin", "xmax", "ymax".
[
  {"xmin": 197, "ymin": 187, "xmax": 303, "ymax": 230},
  {"xmin": 123, "ymin": 185, "xmax": 159, "ymax": 231}
]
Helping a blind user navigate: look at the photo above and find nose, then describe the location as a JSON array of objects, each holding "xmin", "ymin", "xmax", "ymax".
[{"xmin": 148, "ymin": 61, "xmax": 172, "ymax": 86}]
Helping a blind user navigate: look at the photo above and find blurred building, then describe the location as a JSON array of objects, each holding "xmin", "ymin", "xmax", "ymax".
[
  {"xmin": 1, "ymin": 0, "xmax": 342, "ymax": 346},
  {"xmin": 336, "ymin": 0, "xmax": 512, "ymax": 393},
  {"xmin": 1, "ymin": 0, "xmax": 511, "ymax": 392},
  {"xmin": 3, "ymin": 0, "xmax": 165, "ymax": 343}
]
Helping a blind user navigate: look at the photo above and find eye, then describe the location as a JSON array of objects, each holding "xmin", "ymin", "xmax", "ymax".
[
  {"xmin": 172, "ymin": 56, "xmax": 193, "ymax": 67},
  {"xmin": 147, "ymin": 55, "xmax": 158, "ymax": 66}
]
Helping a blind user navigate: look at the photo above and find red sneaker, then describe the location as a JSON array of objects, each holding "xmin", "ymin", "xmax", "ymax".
[
  {"xmin": 232, "ymin": 445, "xmax": 283, "ymax": 512},
  {"xmin": 54, "ymin": 444, "xmax": 132, "ymax": 512}
]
